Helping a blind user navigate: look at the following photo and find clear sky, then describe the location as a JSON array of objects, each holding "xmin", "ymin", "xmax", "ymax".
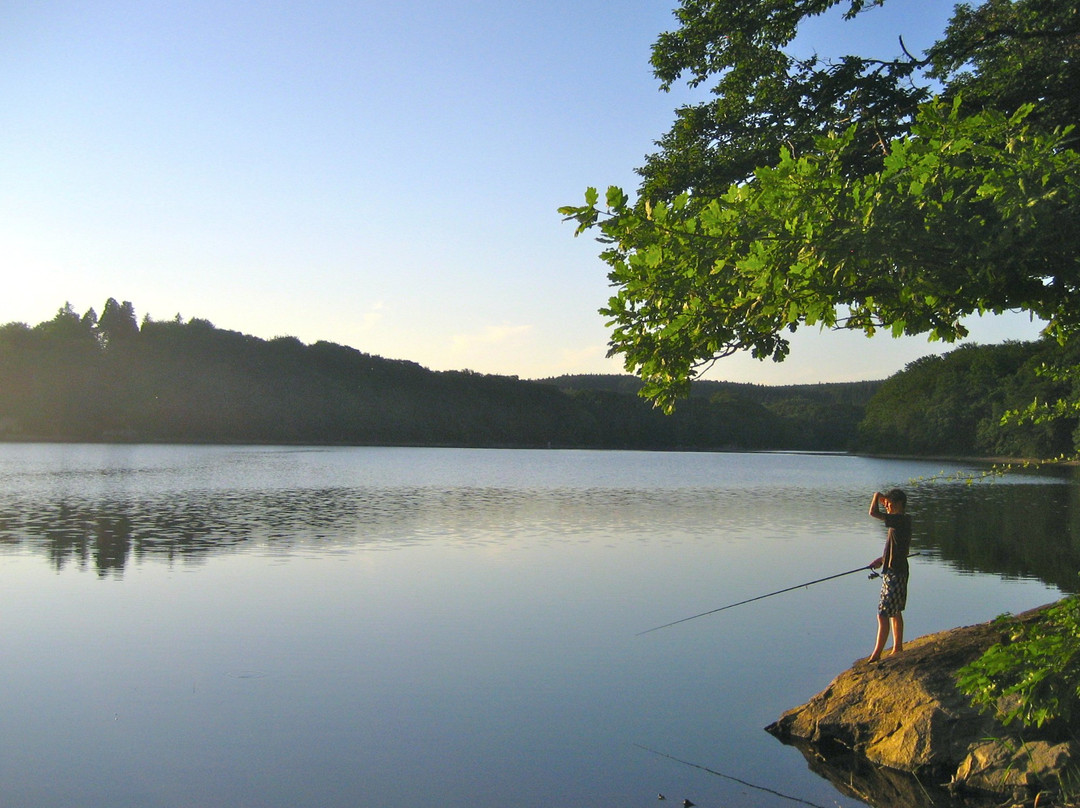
[{"xmin": 1, "ymin": 0, "xmax": 1045, "ymax": 386}]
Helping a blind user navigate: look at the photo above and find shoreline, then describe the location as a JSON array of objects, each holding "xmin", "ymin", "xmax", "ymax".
[
  {"xmin": 2, "ymin": 436, "xmax": 1077, "ymax": 466},
  {"xmin": 767, "ymin": 604, "xmax": 1078, "ymax": 807}
]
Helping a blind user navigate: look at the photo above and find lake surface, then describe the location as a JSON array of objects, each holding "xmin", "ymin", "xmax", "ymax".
[{"xmin": 0, "ymin": 444, "xmax": 1075, "ymax": 808}]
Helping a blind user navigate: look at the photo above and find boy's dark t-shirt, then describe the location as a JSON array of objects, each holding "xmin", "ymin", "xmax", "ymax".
[{"xmin": 882, "ymin": 513, "xmax": 912, "ymax": 576}]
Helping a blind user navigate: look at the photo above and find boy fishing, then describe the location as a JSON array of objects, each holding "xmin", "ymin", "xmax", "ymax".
[{"xmin": 867, "ymin": 488, "xmax": 911, "ymax": 661}]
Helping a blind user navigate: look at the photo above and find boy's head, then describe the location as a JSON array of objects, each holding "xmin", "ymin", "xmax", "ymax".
[{"xmin": 885, "ymin": 488, "xmax": 907, "ymax": 510}]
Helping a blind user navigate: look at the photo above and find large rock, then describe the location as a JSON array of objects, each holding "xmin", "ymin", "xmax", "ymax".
[{"xmin": 766, "ymin": 605, "xmax": 1077, "ymax": 805}]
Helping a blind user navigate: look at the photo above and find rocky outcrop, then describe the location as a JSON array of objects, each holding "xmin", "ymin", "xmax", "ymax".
[{"xmin": 766, "ymin": 605, "xmax": 1077, "ymax": 806}]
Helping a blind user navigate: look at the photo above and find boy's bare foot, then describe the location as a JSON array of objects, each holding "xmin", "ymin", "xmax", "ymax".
[{"xmin": 866, "ymin": 655, "xmax": 880, "ymax": 663}]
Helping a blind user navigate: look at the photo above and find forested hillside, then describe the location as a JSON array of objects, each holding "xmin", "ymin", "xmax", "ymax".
[
  {"xmin": 544, "ymin": 374, "xmax": 879, "ymax": 451},
  {"xmin": 857, "ymin": 340, "xmax": 1080, "ymax": 458},
  {"xmin": 5, "ymin": 300, "xmax": 1074, "ymax": 457},
  {"xmin": 0, "ymin": 300, "xmax": 874, "ymax": 450}
]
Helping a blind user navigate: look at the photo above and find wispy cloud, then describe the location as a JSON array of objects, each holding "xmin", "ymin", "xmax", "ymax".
[
  {"xmin": 450, "ymin": 323, "xmax": 533, "ymax": 353},
  {"xmin": 540, "ymin": 344, "xmax": 613, "ymax": 377},
  {"xmin": 361, "ymin": 301, "xmax": 385, "ymax": 331}
]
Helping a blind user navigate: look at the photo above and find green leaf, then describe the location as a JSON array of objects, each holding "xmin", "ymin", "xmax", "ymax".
[{"xmin": 605, "ymin": 186, "xmax": 628, "ymax": 210}]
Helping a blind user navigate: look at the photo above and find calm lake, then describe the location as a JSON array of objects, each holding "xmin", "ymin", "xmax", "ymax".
[{"xmin": 0, "ymin": 444, "xmax": 1076, "ymax": 808}]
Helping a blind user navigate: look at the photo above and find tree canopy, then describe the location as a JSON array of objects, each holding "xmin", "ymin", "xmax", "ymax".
[{"xmin": 562, "ymin": 0, "xmax": 1080, "ymax": 410}]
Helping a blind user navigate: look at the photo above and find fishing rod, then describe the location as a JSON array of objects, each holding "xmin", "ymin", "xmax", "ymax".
[
  {"xmin": 636, "ymin": 553, "xmax": 921, "ymax": 636},
  {"xmin": 635, "ymin": 745, "xmax": 830, "ymax": 808}
]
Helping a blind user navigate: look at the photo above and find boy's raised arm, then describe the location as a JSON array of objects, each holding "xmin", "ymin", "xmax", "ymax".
[{"xmin": 869, "ymin": 491, "xmax": 886, "ymax": 520}]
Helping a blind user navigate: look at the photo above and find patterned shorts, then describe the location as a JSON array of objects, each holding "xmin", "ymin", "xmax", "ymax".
[{"xmin": 878, "ymin": 570, "xmax": 908, "ymax": 617}]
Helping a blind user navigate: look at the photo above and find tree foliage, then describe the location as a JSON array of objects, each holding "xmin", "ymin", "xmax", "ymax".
[
  {"xmin": 562, "ymin": 0, "xmax": 1080, "ymax": 411},
  {"xmin": 563, "ymin": 104, "xmax": 1080, "ymax": 409},
  {"xmin": 928, "ymin": 0, "xmax": 1080, "ymax": 133},
  {"xmin": 97, "ymin": 297, "xmax": 139, "ymax": 345},
  {"xmin": 956, "ymin": 590, "xmax": 1080, "ymax": 732},
  {"xmin": 643, "ymin": 0, "xmax": 930, "ymax": 199}
]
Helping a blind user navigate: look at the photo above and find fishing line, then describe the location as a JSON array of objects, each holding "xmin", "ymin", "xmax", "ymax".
[
  {"xmin": 635, "ymin": 744, "xmax": 830, "ymax": 808},
  {"xmin": 637, "ymin": 553, "xmax": 922, "ymax": 636}
]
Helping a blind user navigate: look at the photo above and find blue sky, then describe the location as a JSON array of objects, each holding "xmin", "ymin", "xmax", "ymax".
[{"xmin": 1, "ymin": 0, "xmax": 1044, "ymax": 385}]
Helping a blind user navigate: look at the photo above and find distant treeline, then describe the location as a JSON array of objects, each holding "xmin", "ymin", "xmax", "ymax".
[
  {"xmin": 1, "ymin": 300, "xmax": 1076, "ymax": 456},
  {"xmin": 541, "ymin": 373, "xmax": 878, "ymax": 451},
  {"xmin": 0, "ymin": 300, "xmax": 873, "ymax": 451},
  {"xmin": 858, "ymin": 339, "xmax": 1080, "ymax": 459}
]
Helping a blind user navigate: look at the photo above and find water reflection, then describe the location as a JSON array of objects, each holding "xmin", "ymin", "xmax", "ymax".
[
  {"xmin": 914, "ymin": 473, "xmax": 1080, "ymax": 593},
  {"xmin": 0, "ymin": 484, "xmax": 778, "ymax": 575},
  {"xmin": 781, "ymin": 738, "xmax": 971, "ymax": 808},
  {"xmin": 3, "ymin": 468, "xmax": 1078, "ymax": 592}
]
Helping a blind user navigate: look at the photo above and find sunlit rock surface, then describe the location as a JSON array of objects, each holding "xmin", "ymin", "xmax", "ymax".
[{"xmin": 766, "ymin": 605, "xmax": 1077, "ymax": 806}]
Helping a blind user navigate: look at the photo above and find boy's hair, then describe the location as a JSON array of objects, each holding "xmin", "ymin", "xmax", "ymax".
[{"xmin": 886, "ymin": 488, "xmax": 907, "ymax": 507}]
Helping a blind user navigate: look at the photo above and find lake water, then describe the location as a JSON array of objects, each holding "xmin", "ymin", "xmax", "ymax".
[{"xmin": 0, "ymin": 444, "xmax": 1075, "ymax": 808}]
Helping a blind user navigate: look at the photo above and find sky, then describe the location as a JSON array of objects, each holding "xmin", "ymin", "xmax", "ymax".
[{"xmin": 1, "ymin": 0, "xmax": 1046, "ymax": 386}]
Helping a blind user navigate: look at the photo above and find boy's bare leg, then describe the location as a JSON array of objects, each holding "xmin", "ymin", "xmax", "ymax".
[
  {"xmin": 868, "ymin": 614, "xmax": 889, "ymax": 661},
  {"xmin": 889, "ymin": 615, "xmax": 904, "ymax": 655}
]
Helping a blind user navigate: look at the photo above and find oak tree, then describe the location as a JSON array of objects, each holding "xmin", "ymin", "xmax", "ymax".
[{"xmin": 562, "ymin": 0, "xmax": 1080, "ymax": 411}]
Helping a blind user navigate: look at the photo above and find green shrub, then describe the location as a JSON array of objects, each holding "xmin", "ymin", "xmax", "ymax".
[{"xmin": 956, "ymin": 589, "xmax": 1080, "ymax": 731}]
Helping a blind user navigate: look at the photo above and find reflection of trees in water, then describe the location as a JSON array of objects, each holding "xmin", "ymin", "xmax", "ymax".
[
  {"xmin": 43, "ymin": 505, "xmax": 134, "ymax": 576},
  {"xmin": 3, "ymin": 476, "xmax": 1079, "ymax": 586},
  {"xmin": 0, "ymin": 487, "xmax": 441, "ymax": 575},
  {"xmin": 914, "ymin": 477, "xmax": 1080, "ymax": 594},
  {"xmin": 28, "ymin": 499, "xmax": 245, "ymax": 576}
]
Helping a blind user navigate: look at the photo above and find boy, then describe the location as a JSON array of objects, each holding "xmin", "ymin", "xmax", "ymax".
[{"xmin": 867, "ymin": 488, "xmax": 911, "ymax": 661}]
